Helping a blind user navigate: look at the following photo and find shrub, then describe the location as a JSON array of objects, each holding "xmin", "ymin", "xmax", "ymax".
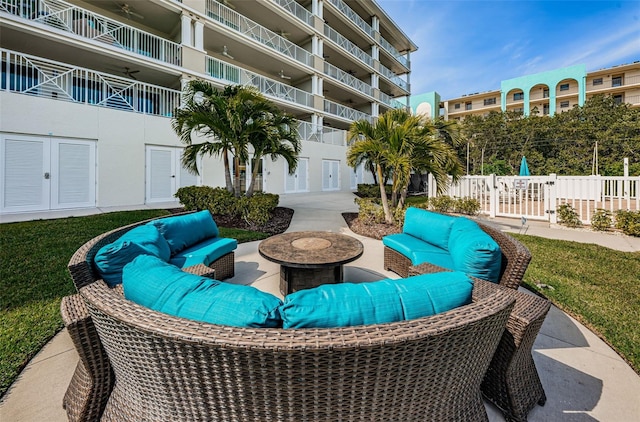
[
  {"xmin": 591, "ymin": 209, "xmax": 613, "ymax": 231},
  {"xmin": 354, "ymin": 197, "xmax": 386, "ymax": 224},
  {"xmin": 614, "ymin": 210, "xmax": 640, "ymax": 237},
  {"xmin": 208, "ymin": 187, "xmax": 238, "ymax": 216},
  {"xmin": 557, "ymin": 203, "xmax": 582, "ymax": 228},
  {"xmin": 175, "ymin": 186, "xmax": 216, "ymax": 211},
  {"xmin": 241, "ymin": 192, "xmax": 280, "ymax": 227},
  {"xmin": 454, "ymin": 197, "xmax": 481, "ymax": 215},
  {"xmin": 357, "ymin": 183, "xmax": 391, "ymax": 198},
  {"xmin": 429, "ymin": 195, "xmax": 456, "ymax": 213}
]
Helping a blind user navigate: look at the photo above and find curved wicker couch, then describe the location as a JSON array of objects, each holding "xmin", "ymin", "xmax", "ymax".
[{"xmin": 384, "ymin": 218, "xmax": 532, "ymax": 290}]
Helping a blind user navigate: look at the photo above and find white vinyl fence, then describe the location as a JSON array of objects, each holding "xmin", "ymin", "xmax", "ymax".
[{"xmin": 438, "ymin": 174, "xmax": 639, "ymax": 224}]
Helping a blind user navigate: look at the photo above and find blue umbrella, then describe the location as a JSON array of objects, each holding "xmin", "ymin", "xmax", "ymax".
[{"xmin": 519, "ymin": 156, "xmax": 530, "ymax": 176}]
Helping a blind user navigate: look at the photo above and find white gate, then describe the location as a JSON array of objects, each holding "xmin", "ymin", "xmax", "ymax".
[{"xmin": 444, "ymin": 173, "xmax": 639, "ymax": 225}]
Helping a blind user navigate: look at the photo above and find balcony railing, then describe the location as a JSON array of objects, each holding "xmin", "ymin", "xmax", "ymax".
[
  {"xmin": 378, "ymin": 63, "xmax": 409, "ymax": 91},
  {"xmin": 0, "ymin": 49, "xmax": 180, "ymax": 116},
  {"xmin": 379, "ymin": 35, "xmax": 409, "ymax": 68},
  {"xmin": 325, "ymin": 0, "xmax": 374, "ymax": 39},
  {"xmin": 206, "ymin": 0, "xmax": 312, "ymax": 66},
  {"xmin": 323, "ymin": 62, "xmax": 372, "ymax": 96},
  {"xmin": 1, "ymin": 0, "xmax": 181, "ymax": 66},
  {"xmin": 270, "ymin": 0, "xmax": 313, "ymax": 26},
  {"xmin": 379, "ymin": 91, "xmax": 405, "ymax": 109},
  {"xmin": 297, "ymin": 120, "xmax": 347, "ymax": 146},
  {"xmin": 324, "ymin": 24, "xmax": 373, "ymax": 68},
  {"xmin": 206, "ymin": 56, "xmax": 313, "ymax": 108},
  {"xmin": 324, "ymin": 98, "xmax": 372, "ymax": 122}
]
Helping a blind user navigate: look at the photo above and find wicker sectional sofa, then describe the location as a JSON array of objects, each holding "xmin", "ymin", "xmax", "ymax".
[
  {"xmin": 61, "ymin": 213, "xmax": 549, "ymax": 422},
  {"xmin": 384, "ymin": 208, "xmax": 532, "ymax": 290}
]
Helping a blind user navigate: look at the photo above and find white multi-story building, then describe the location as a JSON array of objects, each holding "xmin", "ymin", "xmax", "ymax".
[{"xmin": 0, "ymin": 0, "xmax": 416, "ymax": 214}]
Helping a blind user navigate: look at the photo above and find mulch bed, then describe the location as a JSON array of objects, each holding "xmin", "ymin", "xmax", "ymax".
[{"xmin": 342, "ymin": 212, "xmax": 401, "ymax": 240}]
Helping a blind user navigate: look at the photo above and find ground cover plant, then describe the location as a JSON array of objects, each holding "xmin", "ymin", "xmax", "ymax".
[{"xmin": 0, "ymin": 209, "xmax": 284, "ymax": 397}]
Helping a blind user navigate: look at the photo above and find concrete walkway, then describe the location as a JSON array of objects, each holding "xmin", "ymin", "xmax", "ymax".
[{"xmin": 1, "ymin": 191, "xmax": 639, "ymax": 421}]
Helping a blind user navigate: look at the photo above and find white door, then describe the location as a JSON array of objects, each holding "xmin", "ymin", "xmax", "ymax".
[
  {"xmin": 350, "ymin": 163, "xmax": 364, "ymax": 190},
  {"xmin": 285, "ymin": 157, "xmax": 308, "ymax": 193},
  {"xmin": 146, "ymin": 146, "xmax": 200, "ymax": 203},
  {"xmin": 322, "ymin": 159, "xmax": 340, "ymax": 191},
  {"xmin": 1, "ymin": 135, "xmax": 96, "ymax": 213}
]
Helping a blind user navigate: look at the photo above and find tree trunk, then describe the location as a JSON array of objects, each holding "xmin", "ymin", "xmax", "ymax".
[
  {"xmin": 246, "ymin": 156, "xmax": 261, "ymax": 198},
  {"xmin": 233, "ymin": 156, "xmax": 241, "ymax": 197},
  {"xmin": 377, "ymin": 164, "xmax": 393, "ymax": 224},
  {"xmin": 398, "ymin": 186, "xmax": 408, "ymax": 209},
  {"xmin": 222, "ymin": 148, "xmax": 233, "ymax": 193}
]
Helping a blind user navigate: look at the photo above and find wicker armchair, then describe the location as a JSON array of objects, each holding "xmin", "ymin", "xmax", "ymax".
[
  {"xmin": 64, "ymin": 277, "xmax": 514, "ymax": 422},
  {"xmin": 62, "ymin": 213, "xmax": 233, "ymax": 422},
  {"xmin": 384, "ymin": 219, "xmax": 531, "ymax": 290}
]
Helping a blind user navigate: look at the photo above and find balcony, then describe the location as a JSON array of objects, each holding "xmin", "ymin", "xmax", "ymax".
[
  {"xmin": 270, "ymin": 0, "xmax": 313, "ymax": 26},
  {"xmin": 0, "ymin": 0, "xmax": 181, "ymax": 66},
  {"xmin": 323, "ymin": 25, "xmax": 373, "ymax": 68},
  {"xmin": 325, "ymin": 0, "xmax": 374, "ymax": 39},
  {"xmin": 206, "ymin": 56, "xmax": 313, "ymax": 108},
  {"xmin": 297, "ymin": 120, "xmax": 347, "ymax": 146},
  {"xmin": 324, "ymin": 98, "xmax": 372, "ymax": 122},
  {"xmin": 323, "ymin": 62, "xmax": 372, "ymax": 97},
  {"xmin": 378, "ymin": 63, "xmax": 409, "ymax": 92},
  {"xmin": 379, "ymin": 36, "xmax": 409, "ymax": 69},
  {"xmin": 379, "ymin": 91, "xmax": 405, "ymax": 109},
  {"xmin": 1, "ymin": 49, "xmax": 180, "ymax": 116},
  {"xmin": 205, "ymin": 0, "xmax": 312, "ymax": 66}
]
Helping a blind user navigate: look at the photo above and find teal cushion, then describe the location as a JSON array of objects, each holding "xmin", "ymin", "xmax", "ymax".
[
  {"xmin": 170, "ymin": 236, "xmax": 238, "ymax": 268},
  {"xmin": 94, "ymin": 225, "xmax": 170, "ymax": 287},
  {"xmin": 123, "ymin": 255, "xmax": 282, "ymax": 328},
  {"xmin": 280, "ymin": 272, "xmax": 474, "ymax": 329},
  {"xmin": 403, "ymin": 207, "xmax": 455, "ymax": 250},
  {"xmin": 383, "ymin": 233, "xmax": 454, "ymax": 267},
  {"xmin": 448, "ymin": 218, "xmax": 502, "ymax": 282},
  {"xmin": 410, "ymin": 249, "xmax": 455, "ymax": 269},
  {"xmin": 148, "ymin": 211, "xmax": 219, "ymax": 255}
]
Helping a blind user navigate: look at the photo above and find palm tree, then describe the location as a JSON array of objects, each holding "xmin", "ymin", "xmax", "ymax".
[
  {"xmin": 347, "ymin": 109, "xmax": 463, "ymax": 222},
  {"xmin": 172, "ymin": 81, "xmax": 298, "ymax": 197}
]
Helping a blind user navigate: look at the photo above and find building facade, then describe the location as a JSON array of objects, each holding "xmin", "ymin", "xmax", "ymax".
[
  {"xmin": 413, "ymin": 62, "xmax": 640, "ymax": 120},
  {"xmin": 0, "ymin": 0, "xmax": 416, "ymax": 214}
]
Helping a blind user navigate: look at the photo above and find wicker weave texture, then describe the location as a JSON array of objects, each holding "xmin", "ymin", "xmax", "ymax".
[{"xmin": 80, "ymin": 279, "xmax": 514, "ymax": 422}]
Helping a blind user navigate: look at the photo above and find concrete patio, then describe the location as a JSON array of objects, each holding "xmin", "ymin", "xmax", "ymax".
[{"xmin": 1, "ymin": 191, "xmax": 639, "ymax": 421}]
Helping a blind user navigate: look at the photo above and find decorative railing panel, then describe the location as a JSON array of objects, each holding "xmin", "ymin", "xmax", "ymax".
[
  {"xmin": 1, "ymin": 0, "xmax": 181, "ymax": 65},
  {"xmin": 324, "ymin": 98, "xmax": 372, "ymax": 122},
  {"xmin": 323, "ymin": 62, "xmax": 371, "ymax": 96},
  {"xmin": 206, "ymin": 0, "xmax": 311, "ymax": 66},
  {"xmin": 325, "ymin": 0, "xmax": 374, "ymax": 38},
  {"xmin": 323, "ymin": 24, "xmax": 372, "ymax": 68},
  {"xmin": 379, "ymin": 36, "xmax": 409, "ymax": 68},
  {"xmin": 270, "ymin": 0, "xmax": 313, "ymax": 25},
  {"xmin": 297, "ymin": 120, "xmax": 347, "ymax": 146},
  {"xmin": 1, "ymin": 49, "xmax": 180, "ymax": 116},
  {"xmin": 379, "ymin": 91, "xmax": 405, "ymax": 109},
  {"xmin": 206, "ymin": 56, "xmax": 313, "ymax": 107},
  {"xmin": 378, "ymin": 62, "xmax": 408, "ymax": 91}
]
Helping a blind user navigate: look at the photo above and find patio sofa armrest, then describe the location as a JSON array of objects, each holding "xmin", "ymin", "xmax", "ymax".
[
  {"xmin": 182, "ymin": 263, "xmax": 216, "ymax": 278},
  {"xmin": 60, "ymin": 294, "xmax": 113, "ymax": 422}
]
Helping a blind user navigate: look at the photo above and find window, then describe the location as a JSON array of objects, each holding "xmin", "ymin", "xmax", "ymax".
[
  {"xmin": 454, "ymin": 103, "xmax": 461, "ymax": 109},
  {"xmin": 543, "ymin": 89, "xmax": 549, "ymax": 98},
  {"xmin": 613, "ymin": 94, "xmax": 624, "ymax": 105},
  {"xmin": 543, "ymin": 104, "xmax": 550, "ymax": 115},
  {"xmin": 560, "ymin": 101, "xmax": 570, "ymax": 108},
  {"xmin": 593, "ymin": 78, "xmax": 603, "ymax": 86},
  {"xmin": 612, "ymin": 76, "xmax": 623, "ymax": 87},
  {"xmin": 560, "ymin": 83, "xmax": 570, "ymax": 91},
  {"xmin": 465, "ymin": 102, "xmax": 472, "ymax": 110},
  {"xmin": 483, "ymin": 97, "xmax": 496, "ymax": 106},
  {"xmin": 513, "ymin": 92, "xmax": 524, "ymax": 101}
]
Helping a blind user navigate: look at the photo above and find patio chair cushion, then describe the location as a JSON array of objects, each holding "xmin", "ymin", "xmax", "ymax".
[
  {"xmin": 403, "ymin": 207, "xmax": 455, "ymax": 250},
  {"xmin": 123, "ymin": 255, "xmax": 282, "ymax": 328},
  {"xmin": 383, "ymin": 234, "xmax": 455, "ymax": 268},
  {"xmin": 169, "ymin": 236, "xmax": 238, "ymax": 269},
  {"xmin": 148, "ymin": 210, "xmax": 219, "ymax": 255},
  {"xmin": 280, "ymin": 271, "xmax": 473, "ymax": 329},
  {"xmin": 448, "ymin": 218, "xmax": 502, "ymax": 282},
  {"xmin": 94, "ymin": 225, "xmax": 171, "ymax": 287}
]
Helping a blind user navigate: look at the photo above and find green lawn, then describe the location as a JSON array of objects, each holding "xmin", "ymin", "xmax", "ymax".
[
  {"xmin": 0, "ymin": 210, "xmax": 269, "ymax": 396},
  {"xmin": 1, "ymin": 213, "xmax": 638, "ymax": 396}
]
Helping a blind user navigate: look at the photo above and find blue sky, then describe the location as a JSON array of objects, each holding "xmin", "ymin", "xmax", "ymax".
[{"xmin": 377, "ymin": 0, "xmax": 640, "ymax": 99}]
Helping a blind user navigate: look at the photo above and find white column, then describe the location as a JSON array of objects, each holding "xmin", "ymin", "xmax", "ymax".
[
  {"xmin": 371, "ymin": 44, "xmax": 379, "ymax": 61},
  {"xmin": 181, "ymin": 14, "xmax": 192, "ymax": 47},
  {"xmin": 194, "ymin": 21, "xmax": 204, "ymax": 50},
  {"xmin": 317, "ymin": 77, "xmax": 323, "ymax": 97},
  {"xmin": 371, "ymin": 73, "xmax": 379, "ymax": 89},
  {"xmin": 372, "ymin": 16, "xmax": 379, "ymax": 32},
  {"xmin": 371, "ymin": 102, "xmax": 379, "ymax": 118}
]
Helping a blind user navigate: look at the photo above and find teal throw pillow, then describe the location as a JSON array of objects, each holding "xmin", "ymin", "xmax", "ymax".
[
  {"xmin": 280, "ymin": 272, "xmax": 473, "ymax": 329},
  {"xmin": 94, "ymin": 225, "xmax": 171, "ymax": 287},
  {"xmin": 123, "ymin": 255, "xmax": 282, "ymax": 328},
  {"xmin": 448, "ymin": 218, "xmax": 502, "ymax": 282},
  {"xmin": 148, "ymin": 210, "xmax": 219, "ymax": 255}
]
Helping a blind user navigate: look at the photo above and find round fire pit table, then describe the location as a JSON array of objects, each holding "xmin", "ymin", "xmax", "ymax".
[{"xmin": 258, "ymin": 231, "xmax": 364, "ymax": 295}]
